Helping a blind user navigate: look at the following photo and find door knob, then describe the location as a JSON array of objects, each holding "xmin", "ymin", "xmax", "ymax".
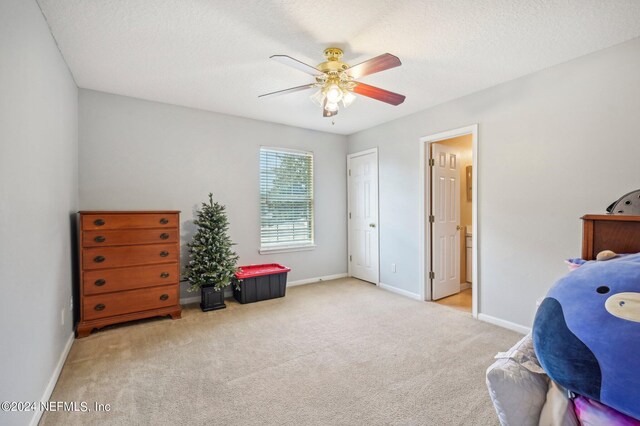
[
  {"xmin": 369, "ymin": 223, "xmax": 376, "ymax": 228},
  {"xmin": 456, "ymin": 225, "xmax": 462, "ymax": 231}
]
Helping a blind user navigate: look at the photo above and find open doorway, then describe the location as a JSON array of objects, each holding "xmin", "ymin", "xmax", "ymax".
[{"xmin": 419, "ymin": 125, "xmax": 478, "ymax": 317}]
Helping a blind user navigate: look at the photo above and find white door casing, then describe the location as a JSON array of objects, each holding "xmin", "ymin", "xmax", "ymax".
[
  {"xmin": 348, "ymin": 149, "xmax": 379, "ymax": 284},
  {"xmin": 431, "ymin": 143, "xmax": 461, "ymax": 300}
]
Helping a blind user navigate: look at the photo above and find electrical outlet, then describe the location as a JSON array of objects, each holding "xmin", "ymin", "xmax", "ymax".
[{"xmin": 391, "ymin": 263, "xmax": 397, "ymax": 273}]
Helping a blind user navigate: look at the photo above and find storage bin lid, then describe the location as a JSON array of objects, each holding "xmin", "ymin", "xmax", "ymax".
[{"xmin": 235, "ymin": 263, "xmax": 291, "ymax": 279}]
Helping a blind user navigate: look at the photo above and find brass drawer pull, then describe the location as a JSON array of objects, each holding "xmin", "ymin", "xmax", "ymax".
[
  {"xmin": 94, "ymin": 304, "xmax": 105, "ymax": 311},
  {"xmin": 94, "ymin": 219, "xmax": 105, "ymax": 226},
  {"xmin": 160, "ymin": 233, "xmax": 169, "ymax": 240},
  {"xmin": 94, "ymin": 256, "xmax": 106, "ymax": 263},
  {"xmin": 160, "ymin": 218, "xmax": 169, "ymax": 225},
  {"xmin": 160, "ymin": 251, "xmax": 169, "ymax": 257},
  {"xmin": 94, "ymin": 236, "xmax": 106, "ymax": 243},
  {"xmin": 94, "ymin": 279, "xmax": 106, "ymax": 286},
  {"xmin": 160, "ymin": 272, "xmax": 170, "ymax": 278},
  {"xmin": 160, "ymin": 294, "xmax": 169, "ymax": 301}
]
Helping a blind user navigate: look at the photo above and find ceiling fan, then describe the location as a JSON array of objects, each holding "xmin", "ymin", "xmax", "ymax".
[{"xmin": 259, "ymin": 48, "xmax": 406, "ymax": 118}]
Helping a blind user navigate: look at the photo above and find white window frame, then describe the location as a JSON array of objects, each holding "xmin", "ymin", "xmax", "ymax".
[{"xmin": 259, "ymin": 146, "xmax": 316, "ymax": 254}]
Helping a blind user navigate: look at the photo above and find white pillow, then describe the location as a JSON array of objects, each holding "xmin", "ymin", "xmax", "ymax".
[
  {"xmin": 538, "ymin": 381, "xmax": 578, "ymax": 426},
  {"xmin": 486, "ymin": 334, "xmax": 549, "ymax": 426}
]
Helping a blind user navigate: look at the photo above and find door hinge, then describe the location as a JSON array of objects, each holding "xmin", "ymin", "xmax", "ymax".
[
  {"xmin": 428, "ymin": 158, "xmax": 435, "ymax": 167},
  {"xmin": 428, "ymin": 215, "xmax": 435, "ymax": 223},
  {"xmin": 349, "ymin": 212, "xmax": 351, "ymax": 219},
  {"xmin": 349, "ymin": 255, "xmax": 352, "ymax": 262},
  {"xmin": 429, "ymin": 271, "xmax": 435, "ymax": 280},
  {"xmin": 348, "ymin": 169, "xmax": 351, "ymax": 176}
]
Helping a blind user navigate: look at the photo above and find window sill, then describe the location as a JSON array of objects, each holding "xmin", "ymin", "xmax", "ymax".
[{"xmin": 259, "ymin": 244, "xmax": 316, "ymax": 255}]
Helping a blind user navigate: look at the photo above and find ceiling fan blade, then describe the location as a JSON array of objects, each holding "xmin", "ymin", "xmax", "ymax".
[
  {"xmin": 353, "ymin": 82, "xmax": 405, "ymax": 106},
  {"xmin": 323, "ymin": 108, "xmax": 338, "ymax": 118},
  {"xmin": 258, "ymin": 84, "xmax": 316, "ymax": 98},
  {"xmin": 345, "ymin": 53, "xmax": 401, "ymax": 79},
  {"xmin": 270, "ymin": 55, "xmax": 322, "ymax": 76}
]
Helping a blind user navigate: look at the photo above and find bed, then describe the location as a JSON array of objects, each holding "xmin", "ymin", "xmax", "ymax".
[
  {"xmin": 487, "ymin": 213, "xmax": 640, "ymax": 426},
  {"xmin": 581, "ymin": 214, "xmax": 640, "ymax": 260}
]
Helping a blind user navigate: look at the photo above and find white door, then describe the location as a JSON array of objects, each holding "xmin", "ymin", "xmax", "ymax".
[
  {"xmin": 348, "ymin": 150, "xmax": 379, "ymax": 284},
  {"xmin": 431, "ymin": 143, "xmax": 461, "ymax": 300}
]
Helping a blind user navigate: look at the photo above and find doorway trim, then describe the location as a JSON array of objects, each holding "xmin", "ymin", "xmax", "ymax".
[
  {"xmin": 347, "ymin": 147, "xmax": 380, "ymax": 285},
  {"xmin": 419, "ymin": 125, "xmax": 478, "ymax": 317}
]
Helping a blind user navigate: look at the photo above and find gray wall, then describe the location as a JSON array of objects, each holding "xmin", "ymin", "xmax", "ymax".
[
  {"xmin": 348, "ymin": 37, "xmax": 640, "ymax": 329},
  {"xmin": 0, "ymin": 1, "xmax": 78, "ymax": 425},
  {"xmin": 78, "ymin": 90, "xmax": 348, "ymax": 299}
]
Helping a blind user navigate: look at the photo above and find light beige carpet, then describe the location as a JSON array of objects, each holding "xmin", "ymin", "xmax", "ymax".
[{"xmin": 41, "ymin": 278, "xmax": 521, "ymax": 426}]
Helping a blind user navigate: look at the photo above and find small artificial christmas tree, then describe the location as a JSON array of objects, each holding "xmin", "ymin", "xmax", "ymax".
[{"xmin": 185, "ymin": 193, "xmax": 239, "ymax": 292}]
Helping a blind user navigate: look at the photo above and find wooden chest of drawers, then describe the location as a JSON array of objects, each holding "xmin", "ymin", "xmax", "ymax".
[{"xmin": 77, "ymin": 211, "xmax": 182, "ymax": 338}]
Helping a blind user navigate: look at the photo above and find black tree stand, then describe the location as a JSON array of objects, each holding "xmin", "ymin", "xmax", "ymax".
[{"xmin": 200, "ymin": 285, "xmax": 226, "ymax": 311}]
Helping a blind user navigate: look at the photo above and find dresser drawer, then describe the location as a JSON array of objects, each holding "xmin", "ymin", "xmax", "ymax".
[
  {"xmin": 83, "ymin": 284, "xmax": 179, "ymax": 321},
  {"xmin": 82, "ymin": 243, "xmax": 179, "ymax": 270},
  {"xmin": 83, "ymin": 264, "xmax": 179, "ymax": 295},
  {"xmin": 82, "ymin": 213, "xmax": 179, "ymax": 231},
  {"xmin": 83, "ymin": 228, "xmax": 179, "ymax": 247}
]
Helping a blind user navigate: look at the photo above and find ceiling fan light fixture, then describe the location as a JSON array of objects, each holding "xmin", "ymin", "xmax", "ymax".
[
  {"xmin": 325, "ymin": 101, "xmax": 339, "ymax": 112},
  {"xmin": 325, "ymin": 84, "xmax": 343, "ymax": 103},
  {"xmin": 342, "ymin": 90, "xmax": 356, "ymax": 108},
  {"xmin": 310, "ymin": 89, "xmax": 325, "ymax": 106}
]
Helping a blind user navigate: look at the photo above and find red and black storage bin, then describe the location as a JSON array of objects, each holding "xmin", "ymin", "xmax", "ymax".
[{"xmin": 233, "ymin": 264, "xmax": 291, "ymax": 304}]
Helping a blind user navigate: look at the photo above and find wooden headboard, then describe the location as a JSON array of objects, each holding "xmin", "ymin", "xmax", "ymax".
[{"xmin": 582, "ymin": 214, "xmax": 640, "ymax": 260}]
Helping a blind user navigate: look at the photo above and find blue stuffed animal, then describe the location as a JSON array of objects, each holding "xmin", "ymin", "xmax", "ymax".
[{"xmin": 533, "ymin": 252, "xmax": 640, "ymax": 420}]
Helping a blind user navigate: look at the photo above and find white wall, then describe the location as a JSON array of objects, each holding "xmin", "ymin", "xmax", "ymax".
[
  {"xmin": 78, "ymin": 90, "xmax": 348, "ymax": 298},
  {"xmin": 0, "ymin": 1, "xmax": 78, "ymax": 425},
  {"xmin": 348, "ymin": 37, "xmax": 640, "ymax": 329}
]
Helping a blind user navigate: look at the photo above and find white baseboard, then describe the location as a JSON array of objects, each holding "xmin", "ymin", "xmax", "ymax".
[
  {"xmin": 179, "ymin": 274, "xmax": 348, "ymax": 305},
  {"xmin": 460, "ymin": 282, "xmax": 471, "ymax": 291},
  {"xmin": 379, "ymin": 282, "xmax": 422, "ymax": 301},
  {"xmin": 180, "ymin": 295, "xmax": 201, "ymax": 305},
  {"xmin": 30, "ymin": 332, "xmax": 75, "ymax": 426},
  {"xmin": 288, "ymin": 273, "xmax": 348, "ymax": 287},
  {"xmin": 478, "ymin": 313, "xmax": 531, "ymax": 335}
]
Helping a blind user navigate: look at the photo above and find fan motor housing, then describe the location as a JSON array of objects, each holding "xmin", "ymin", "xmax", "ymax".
[{"xmin": 317, "ymin": 47, "xmax": 349, "ymax": 74}]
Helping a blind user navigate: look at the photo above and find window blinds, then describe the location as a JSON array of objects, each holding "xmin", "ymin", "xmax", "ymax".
[{"xmin": 260, "ymin": 148, "xmax": 314, "ymax": 247}]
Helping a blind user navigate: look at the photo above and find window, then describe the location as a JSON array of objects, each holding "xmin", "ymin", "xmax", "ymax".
[{"xmin": 260, "ymin": 147, "xmax": 314, "ymax": 252}]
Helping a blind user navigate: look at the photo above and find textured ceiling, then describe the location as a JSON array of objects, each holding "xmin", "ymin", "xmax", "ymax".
[{"xmin": 38, "ymin": 0, "xmax": 640, "ymax": 135}]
